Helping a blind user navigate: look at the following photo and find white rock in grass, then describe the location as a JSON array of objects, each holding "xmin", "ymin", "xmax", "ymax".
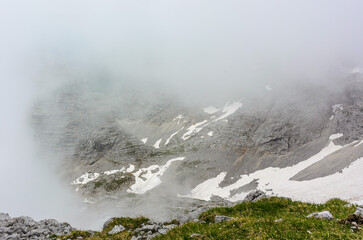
[
  {"xmin": 307, "ymin": 211, "xmax": 334, "ymax": 220},
  {"xmin": 354, "ymin": 207, "xmax": 363, "ymax": 218},
  {"xmin": 108, "ymin": 225, "xmax": 125, "ymax": 234}
]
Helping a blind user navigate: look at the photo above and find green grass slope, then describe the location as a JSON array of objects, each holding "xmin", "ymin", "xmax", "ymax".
[{"xmin": 58, "ymin": 197, "xmax": 363, "ymax": 240}]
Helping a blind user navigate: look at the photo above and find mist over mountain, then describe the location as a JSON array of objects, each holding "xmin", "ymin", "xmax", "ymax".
[{"xmin": 0, "ymin": 0, "xmax": 363, "ymax": 233}]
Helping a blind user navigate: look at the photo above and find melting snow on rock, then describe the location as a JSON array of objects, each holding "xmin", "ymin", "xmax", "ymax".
[
  {"xmin": 173, "ymin": 115, "xmax": 183, "ymax": 124},
  {"xmin": 181, "ymin": 120, "xmax": 208, "ymax": 140},
  {"xmin": 153, "ymin": 138, "xmax": 162, "ymax": 149},
  {"xmin": 72, "ymin": 165, "xmax": 135, "ymax": 185},
  {"xmin": 128, "ymin": 157, "xmax": 186, "ymax": 194}
]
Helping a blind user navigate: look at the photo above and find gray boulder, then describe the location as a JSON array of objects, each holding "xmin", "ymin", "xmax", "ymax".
[
  {"xmin": 142, "ymin": 224, "xmax": 159, "ymax": 231},
  {"xmin": 307, "ymin": 211, "xmax": 334, "ymax": 220},
  {"xmin": 244, "ymin": 190, "xmax": 266, "ymax": 202}
]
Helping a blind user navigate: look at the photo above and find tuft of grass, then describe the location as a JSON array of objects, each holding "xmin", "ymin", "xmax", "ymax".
[{"xmin": 57, "ymin": 230, "xmax": 92, "ymax": 240}]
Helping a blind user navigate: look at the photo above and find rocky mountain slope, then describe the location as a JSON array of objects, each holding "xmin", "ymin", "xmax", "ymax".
[{"xmin": 31, "ymin": 70, "xmax": 363, "ymax": 223}]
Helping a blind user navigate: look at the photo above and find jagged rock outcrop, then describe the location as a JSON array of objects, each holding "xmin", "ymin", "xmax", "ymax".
[{"xmin": 0, "ymin": 213, "xmax": 74, "ymax": 240}]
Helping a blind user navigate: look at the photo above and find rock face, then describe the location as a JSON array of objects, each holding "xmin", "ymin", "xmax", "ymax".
[
  {"xmin": 0, "ymin": 213, "xmax": 74, "ymax": 240},
  {"xmin": 307, "ymin": 211, "xmax": 334, "ymax": 220}
]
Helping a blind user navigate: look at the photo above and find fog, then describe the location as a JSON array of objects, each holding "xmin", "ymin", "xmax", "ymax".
[{"xmin": 1, "ymin": 0, "xmax": 363, "ymax": 229}]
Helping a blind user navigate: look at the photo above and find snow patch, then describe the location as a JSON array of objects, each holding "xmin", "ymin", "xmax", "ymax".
[
  {"xmin": 265, "ymin": 85, "xmax": 272, "ymax": 91},
  {"xmin": 72, "ymin": 164, "xmax": 135, "ymax": 186},
  {"xmin": 213, "ymin": 101, "xmax": 242, "ymax": 122},
  {"xmin": 329, "ymin": 115, "xmax": 334, "ymax": 120},
  {"xmin": 153, "ymin": 138, "xmax": 162, "ymax": 149},
  {"xmin": 72, "ymin": 172, "xmax": 100, "ymax": 185},
  {"xmin": 204, "ymin": 106, "xmax": 220, "ymax": 114},
  {"xmin": 329, "ymin": 133, "xmax": 343, "ymax": 140},
  {"xmin": 104, "ymin": 168, "xmax": 124, "ymax": 175},
  {"xmin": 126, "ymin": 165, "xmax": 135, "ymax": 173},
  {"xmin": 141, "ymin": 138, "xmax": 148, "ymax": 144},
  {"xmin": 128, "ymin": 157, "xmax": 186, "ymax": 194},
  {"xmin": 182, "ymin": 172, "xmax": 226, "ymax": 200},
  {"xmin": 165, "ymin": 127, "xmax": 184, "ymax": 145},
  {"xmin": 181, "ymin": 120, "xmax": 208, "ymax": 140},
  {"xmin": 173, "ymin": 115, "xmax": 183, "ymax": 124},
  {"xmin": 207, "ymin": 131, "xmax": 213, "ymax": 137}
]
